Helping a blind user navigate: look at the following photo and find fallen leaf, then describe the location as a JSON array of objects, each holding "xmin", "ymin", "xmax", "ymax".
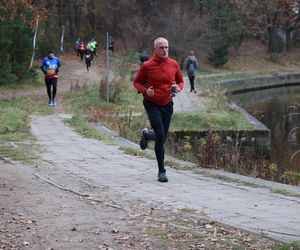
[{"xmin": 120, "ymin": 235, "xmax": 131, "ymax": 240}]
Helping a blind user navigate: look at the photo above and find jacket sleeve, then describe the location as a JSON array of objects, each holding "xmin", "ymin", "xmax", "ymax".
[
  {"xmin": 40, "ymin": 59, "xmax": 46, "ymax": 74},
  {"xmin": 133, "ymin": 64, "xmax": 147, "ymax": 94}
]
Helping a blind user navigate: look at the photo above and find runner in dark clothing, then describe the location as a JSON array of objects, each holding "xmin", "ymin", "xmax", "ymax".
[
  {"xmin": 85, "ymin": 51, "xmax": 92, "ymax": 71},
  {"xmin": 185, "ymin": 50, "xmax": 199, "ymax": 93}
]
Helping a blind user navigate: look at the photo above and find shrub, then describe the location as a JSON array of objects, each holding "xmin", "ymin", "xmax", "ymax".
[
  {"xmin": 269, "ymin": 32, "xmax": 285, "ymax": 54},
  {"xmin": 193, "ymin": 132, "xmax": 275, "ymax": 179},
  {"xmin": 208, "ymin": 45, "xmax": 229, "ymax": 67},
  {"xmin": 281, "ymin": 170, "xmax": 300, "ymax": 185}
]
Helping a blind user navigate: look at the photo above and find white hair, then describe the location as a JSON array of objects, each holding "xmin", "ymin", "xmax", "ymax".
[{"xmin": 154, "ymin": 37, "xmax": 168, "ymax": 48}]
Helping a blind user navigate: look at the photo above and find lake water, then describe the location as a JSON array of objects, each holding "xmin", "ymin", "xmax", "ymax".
[{"xmin": 231, "ymin": 85, "xmax": 300, "ymax": 174}]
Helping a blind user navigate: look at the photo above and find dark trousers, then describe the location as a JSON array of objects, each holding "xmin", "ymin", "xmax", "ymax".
[
  {"xmin": 188, "ymin": 75, "xmax": 195, "ymax": 91},
  {"xmin": 87, "ymin": 50, "xmax": 94, "ymax": 61},
  {"xmin": 143, "ymin": 99, "xmax": 173, "ymax": 173},
  {"xmin": 45, "ymin": 78, "xmax": 57, "ymax": 100},
  {"xmin": 79, "ymin": 50, "xmax": 85, "ymax": 61},
  {"xmin": 85, "ymin": 58, "xmax": 91, "ymax": 71}
]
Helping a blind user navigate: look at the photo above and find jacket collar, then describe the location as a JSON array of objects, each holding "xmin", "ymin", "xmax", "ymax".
[{"xmin": 152, "ymin": 53, "xmax": 169, "ymax": 63}]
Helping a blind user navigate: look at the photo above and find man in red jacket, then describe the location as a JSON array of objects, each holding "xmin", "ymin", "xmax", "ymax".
[{"xmin": 134, "ymin": 37, "xmax": 184, "ymax": 182}]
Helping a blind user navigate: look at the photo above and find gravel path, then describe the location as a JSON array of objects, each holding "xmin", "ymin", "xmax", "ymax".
[
  {"xmin": 173, "ymin": 77, "xmax": 203, "ymax": 113},
  {"xmin": 30, "ymin": 113, "xmax": 300, "ymax": 243},
  {"xmin": 1, "ymin": 54, "xmax": 300, "ymax": 249}
]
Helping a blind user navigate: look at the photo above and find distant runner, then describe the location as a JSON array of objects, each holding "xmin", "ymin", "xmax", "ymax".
[
  {"xmin": 87, "ymin": 40, "xmax": 96, "ymax": 61},
  {"xmin": 40, "ymin": 50, "xmax": 61, "ymax": 106},
  {"xmin": 85, "ymin": 50, "xmax": 92, "ymax": 71},
  {"xmin": 185, "ymin": 50, "xmax": 199, "ymax": 93},
  {"xmin": 78, "ymin": 41, "xmax": 86, "ymax": 62},
  {"xmin": 91, "ymin": 38, "xmax": 98, "ymax": 57},
  {"xmin": 75, "ymin": 37, "xmax": 81, "ymax": 56}
]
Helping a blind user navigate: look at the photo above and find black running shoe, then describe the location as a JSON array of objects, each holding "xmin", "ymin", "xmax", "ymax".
[
  {"xmin": 158, "ymin": 171, "xmax": 168, "ymax": 182},
  {"xmin": 140, "ymin": 128, "xmax": 149, "ymax": 150}
]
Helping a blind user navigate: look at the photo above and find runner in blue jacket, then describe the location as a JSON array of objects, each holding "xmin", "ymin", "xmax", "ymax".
[{"xmin": 40, "ymin": 50, "xmax": 61, "ymax": 106}]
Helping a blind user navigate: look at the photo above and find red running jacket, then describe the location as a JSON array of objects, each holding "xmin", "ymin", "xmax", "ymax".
[
  {"xmin": 134, "ymin": 54, "xmax": 184, "ymax": 106},
  {"xmin": 78, "ymin": 43, "xmax": 86, "ymax": 51}
]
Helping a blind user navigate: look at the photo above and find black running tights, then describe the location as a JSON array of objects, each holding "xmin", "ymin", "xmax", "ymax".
[
  {"xmin": 143, "ymin": 99, "xmax": 173, "ymax": 173},
  {"xmin": 45, "ymin": 78, "xmax": 57, "ymax": 100}
]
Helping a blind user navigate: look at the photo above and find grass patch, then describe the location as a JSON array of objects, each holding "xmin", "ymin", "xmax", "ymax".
[
  {"xmin": 64, "ymin": 115, "xmax": 112, "ymax": 142},
  {"xmin": 275, "ymin": 241, "xmax": 300, "ymax": 250},
  {"xmin": 64, "ymin": 82, "xmax": 144, "ymax": 114},
  {"xmin": 271, "ymin": 188, "xmax": 300, "ymax": 197},
  {"xmin": 171, "ymin": 78, "xmax": 255, "ymax": 131},
  {"xmin": 0, "ymin": 96, "xmax": 52, "ymax": 162},
  {"xmin": 0, "ymin": 107, "xmax": 29, "ymax": 141},
  {"xmin": 165, "ymin": 160, "xmax": 191, "ymax": 171},
  {"xmin": 200, "ymin": 171, "xmax": 261, "ymax": 188},
  {"xmin": 119, "ymin": 146, "xmax": 155, "ymax": 159},
  {"xmin": 0, "ymin": 72, "xmax": 43, "ymax": 94},
  {"xmin": 63, "ymin": 83, "xmax": 147, "ymax": 144},
  {"xmin": 171, "ymin": 112, "xmax": 254, "ymax": 131},
  {"xmin": 0, "ymin": 97, "xmax": 51, "ymax": 142},
  {"xmin": 63, "ymin": 84, "xmax": 111, "ymax": 114},
  {"xmin": 0, "ymin": 142, "xmax": 40, "ymax": 164},
  {"xmin": 198, "ymin": 170, "xmax": 300, "ymax": 194},
  {"xmin": 199, "ymin": 72, "xmax": 263, "ymax": 85},
  {"xmin": 180, "ymin": 207, "xmax": 198, "ymax": 213}
]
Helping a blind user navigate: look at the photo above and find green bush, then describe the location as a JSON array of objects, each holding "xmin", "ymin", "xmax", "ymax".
[
  {"xmin": 208, "ymin": 45, "xmax": 229, "ymax": 67},
  {"xmin": 269, "ymin": 33, "xmax": 285, "ymax": 54}
]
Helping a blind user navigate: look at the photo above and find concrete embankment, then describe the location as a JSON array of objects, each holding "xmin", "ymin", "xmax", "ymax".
[
  {"xmin": 206, "ymin": 73, "xmax": 300, "ymax": 145},
  {"xmin": 214, "ymin": 73, "xmax": 300, "ymax": 95},
  {"xmin": 174, "ymin": 76, "xmax": 271, "ymax": 147}
]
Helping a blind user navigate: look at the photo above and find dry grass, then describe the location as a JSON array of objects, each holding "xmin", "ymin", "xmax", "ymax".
[{"xmin": 225, "ymin": 40, "xmax": 300, "ymax": 72}]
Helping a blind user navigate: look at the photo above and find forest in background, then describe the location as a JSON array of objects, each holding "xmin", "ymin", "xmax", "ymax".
[{"xmin": 1, "ymin": 0, "xmax": 300, "ymax": 85}]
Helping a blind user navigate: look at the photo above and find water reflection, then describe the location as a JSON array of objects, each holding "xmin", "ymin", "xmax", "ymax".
[{"xmin": 231, "ymin": 86, "xmax": 300, "ymax": 173}]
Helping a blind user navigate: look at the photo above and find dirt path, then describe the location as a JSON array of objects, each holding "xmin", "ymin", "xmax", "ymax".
[
  {"xmin": 0, "ymin": 54, "xmax": 298, "ymax": 249},
  {"xmin": 0, "ymin": 160, "xmax": 148, "ymax": 250},
  {"xmin": 0, "ymin": 54, "xmax": 104, "ymax": 101},
  {"xmin": 173, "ymin": 77, "xmax": 203, "ymax": 112},
  {"xmin": 0, "ymin": 113, "xmax": 284, "ymax": 250},
  {"xmin": 30, "ymin": 113, "xmax": 300, "ymax": 242}
]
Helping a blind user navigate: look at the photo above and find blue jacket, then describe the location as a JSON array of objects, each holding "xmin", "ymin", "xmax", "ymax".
[{"xmin": 40, "ymin": 56, "xmax": 61, "ymax": 79}]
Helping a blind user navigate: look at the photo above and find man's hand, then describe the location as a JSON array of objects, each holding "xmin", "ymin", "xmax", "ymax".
[
  {"xmin": 146, "ymin": 86, "xmax": 154, "ymax": 97},
  {"xmin": 173, "ymin": 84, "xmax": 181, "ymax": 93},
  {"xmin": 171, "ymin": 84, "xmax": 180, "ymax": 96}
]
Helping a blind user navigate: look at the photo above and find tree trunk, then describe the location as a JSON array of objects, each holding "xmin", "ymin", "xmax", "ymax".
[
  {"xmin": 285, "ymin": 30, "xmax": 292, "ymax": 52},
  {"xmin": 267, "ymin": 14, "xmax": 274, "ymax": 52}
]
